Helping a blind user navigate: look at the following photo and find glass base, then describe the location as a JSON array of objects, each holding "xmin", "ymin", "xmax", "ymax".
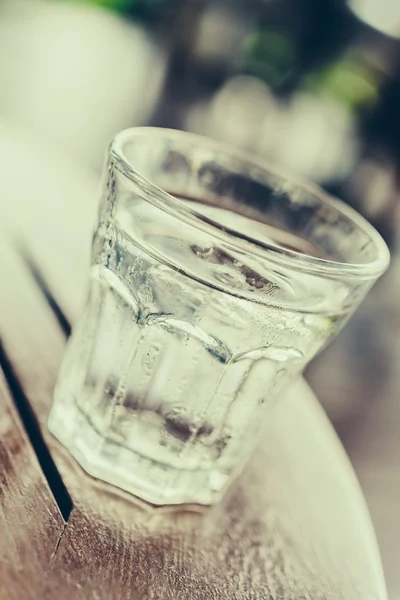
[{"xmin": 48, "ymin": 400, "xmax": 231, "ymax": 506}]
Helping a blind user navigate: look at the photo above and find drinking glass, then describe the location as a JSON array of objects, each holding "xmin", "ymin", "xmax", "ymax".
[{"xmin": 48, "ymin": 128, "xmax": 389, "ymax": 505}]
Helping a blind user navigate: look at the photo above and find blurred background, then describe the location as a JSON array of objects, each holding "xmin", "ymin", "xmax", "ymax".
[{"xmin": 0, "ymin": 0, "xmax": 399, "ymax": 595}]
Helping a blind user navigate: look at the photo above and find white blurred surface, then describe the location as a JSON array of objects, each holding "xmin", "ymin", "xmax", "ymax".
[
  {"xmin": 349, "ymin": 0, "xmax": 400, "ymax": 38},
  {"xmin": 0, "ymin": 0, "xmax": 166, "ymax": 171},
  {"xmin": 0, "ymin": 119, "xmax": 97, "ymax": 320}
]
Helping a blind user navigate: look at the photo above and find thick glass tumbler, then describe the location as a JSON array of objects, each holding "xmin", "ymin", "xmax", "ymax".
[{"xmin": 49, "ymin": 128, "xmax": 389, "ymax": 505}]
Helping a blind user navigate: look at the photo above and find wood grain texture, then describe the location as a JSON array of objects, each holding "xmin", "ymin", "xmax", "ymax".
[
  {"xmin": 0, "ymin": 238, "xmax": 388, "ymax": 599},
  {"xmin": 0, "ymin": 368, "xmax": 65, "ymax": 600}
]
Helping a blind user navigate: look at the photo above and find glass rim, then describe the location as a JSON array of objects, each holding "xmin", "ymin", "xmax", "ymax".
[{"xmin": 110, "ymin": 127, "xmax": 390, "ymax": 281}]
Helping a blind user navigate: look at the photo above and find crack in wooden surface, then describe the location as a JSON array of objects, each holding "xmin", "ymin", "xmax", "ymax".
[
  {"xmin": 51, "ymin": 521, "xmax": 69, "ymax": 563},
  {"xmin": 0, "ymin": 366, "xmax": 66, "ymax": 600},
  {"xmin": 0, "ymin": 341, "xmax": 73, "ymax": 521},
  {"xmin": 19, "ymin": 249, "xmax": 72, "ymax": 339}
]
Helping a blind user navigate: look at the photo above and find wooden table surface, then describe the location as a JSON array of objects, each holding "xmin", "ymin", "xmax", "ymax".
[{"xmin": 0, "ymin": 121, "xmax": 388, "ymax": 599}]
